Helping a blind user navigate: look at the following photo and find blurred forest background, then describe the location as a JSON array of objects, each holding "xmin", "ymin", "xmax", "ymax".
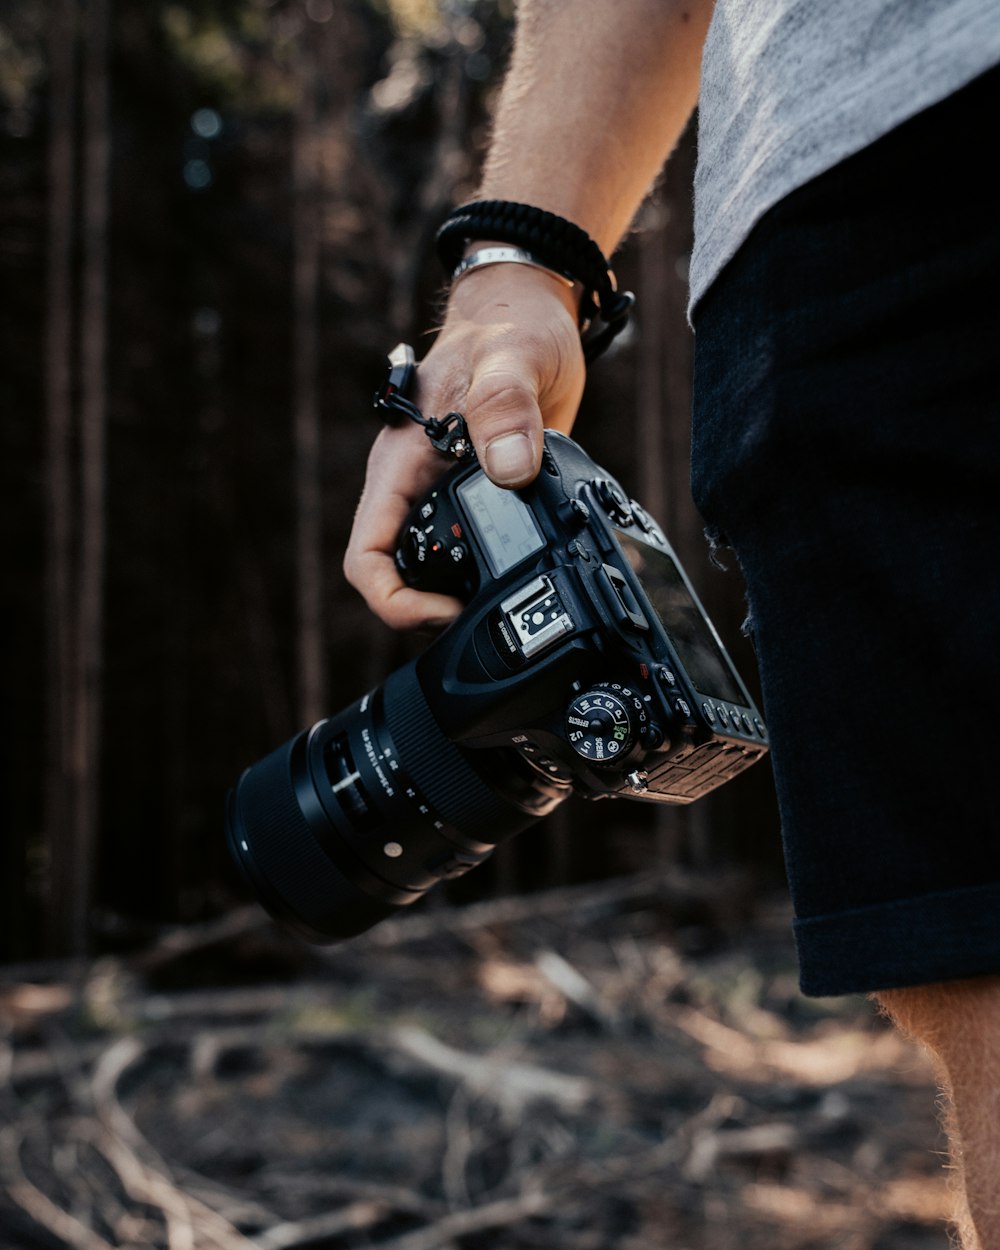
[
  {"xmin": 0, "ymin": 0, "xmax": 780, "ymax": 963},
  {"xmin": 0, "ymin": 7, "xmax": 953, "ymax": 1250}
]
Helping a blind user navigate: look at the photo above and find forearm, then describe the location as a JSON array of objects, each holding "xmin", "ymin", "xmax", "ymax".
[
  {"xmin": 346, "ymin": 0, "xmax": 715, "ymax": 628},
  {"xmin": 479, "ymin": 0, "xmax": 715, "ymax": 253}
]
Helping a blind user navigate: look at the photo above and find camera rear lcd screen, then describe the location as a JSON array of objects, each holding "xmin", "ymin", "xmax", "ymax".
[
  {"xmin": 457, "ymin": 472, "xmax": 545, "ymax": 577},
  {"xmin": 614, "ymin": 530, "xmax": 745, "ymax": 706}
]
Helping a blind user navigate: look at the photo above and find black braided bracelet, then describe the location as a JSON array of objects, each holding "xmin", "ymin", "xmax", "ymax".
[{"xmin": 435, "ymin": 199, "xmax": 634, "ymax": 363}]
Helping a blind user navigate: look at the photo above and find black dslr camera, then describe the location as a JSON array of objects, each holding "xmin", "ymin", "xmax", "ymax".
[{"xmin": 226, "ymin": 349, "xmax": 768, "ymax": 943}]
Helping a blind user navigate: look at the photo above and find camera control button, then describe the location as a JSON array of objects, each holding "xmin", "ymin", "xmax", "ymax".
[
  {"xmin": 419, "ymin": 498, "xmax": 436, "ymax": 521},
  {"xmin": 656, "ymin": 666, "xmax": 677, "ymax": 688},
  {"xmin": 702, "ymin": 702, "xmax": 717, "ymax": 725},
  {"xmin": 716, "ymin": 706, "xmax": 731, "ymax": 729},
  {"xmin": 433, "ymin": 853, "xmax": 480, "ymax": 880},
  {"xmin": 640, "ymin": 722, "xmax": 665, "ymax": 750},
  {"xmin": 564, "ymin": 499, "xmax": 591, "ymax": 528},
  {"xmin": 449, "ymin": 543, "xmax": 467, "ymax": 563},
  {"xmin": 594, "ymin": 478, "xmax": 633, "ymax": 525}
]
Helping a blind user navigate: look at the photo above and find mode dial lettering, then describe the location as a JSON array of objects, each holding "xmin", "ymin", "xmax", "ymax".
[{"xmin": 564, "ymin": 684, "xmax": 647, "ymax": 764}]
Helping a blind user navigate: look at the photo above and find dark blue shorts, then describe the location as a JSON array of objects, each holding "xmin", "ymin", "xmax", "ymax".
[{"xmin": 690, "ymin": 63, "xmax": 1000, "ymax": 996}]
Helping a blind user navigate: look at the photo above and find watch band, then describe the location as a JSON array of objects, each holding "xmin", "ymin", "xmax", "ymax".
[
  {"xmin": 450, "ymin": 245, "xmax": 577, "ymax": 291},
  {"xmin": 436, "ymin": 200, "xmax": 634, "ymax": 362}
]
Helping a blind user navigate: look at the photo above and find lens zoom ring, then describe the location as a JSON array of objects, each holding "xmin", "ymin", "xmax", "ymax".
[{"xmin": 382, "ymin": 665, "xmax": 534, "ymax": 844}]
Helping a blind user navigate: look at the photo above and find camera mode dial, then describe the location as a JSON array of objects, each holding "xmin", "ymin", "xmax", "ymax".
[{"xmin": 564, "ymin": 683, "xmax": 647, "ymax": 765}]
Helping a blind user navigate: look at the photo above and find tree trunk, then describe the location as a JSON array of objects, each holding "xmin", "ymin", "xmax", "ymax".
[
  {"xmin": 43, "ymin": 0, "xmax": 79, "ymax": 955},
  {"xmin": 71, "ymin": 0, "xmax": 111, "ymax": 954},
  {"xmin": 292, "ymin": 46, "xmax": 325, "ymax": 727}
]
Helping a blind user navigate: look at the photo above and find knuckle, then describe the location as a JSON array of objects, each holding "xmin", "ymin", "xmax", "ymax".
[
  {"xmin": 342, "ymin": 533, "xmax": 376, "ymax": 590},
  {"xmin": 467, "ymin": 368, "xmax": 532, "ymax": 405},
  {"xmin": 342, "ymin": 549, "xmax": 364, "ymax": 593},
  {"xmin": 465, "ymin": 372, "xmax": 538, "ymax": 435}
]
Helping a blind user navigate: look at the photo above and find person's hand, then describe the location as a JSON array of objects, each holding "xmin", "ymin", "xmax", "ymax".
[{"xmin": 344, "ymin": 265, "xmax": 586, "ymax": 630}]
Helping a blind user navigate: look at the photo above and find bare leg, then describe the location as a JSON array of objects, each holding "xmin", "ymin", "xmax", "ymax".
[{"xmin": 876, "ymin": 976, "xmax": 1000, "ymax": 1250}]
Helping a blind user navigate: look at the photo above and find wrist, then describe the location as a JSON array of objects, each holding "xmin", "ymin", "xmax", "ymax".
[
  {"xmin": 437, "ymin": 200, "xmax": 633, "ymax": 362},
  {"xmin": 445, "ymin": 252, "xmax": 584, "ymax": 327}
]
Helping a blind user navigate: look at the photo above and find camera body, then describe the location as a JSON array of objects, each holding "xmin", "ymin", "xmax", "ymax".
[
  {"xmin": 226, "ymin": 430, "xmax": 768, "ymax": 944},
  {"xmin": 395, "ymin": 430, "xmax": 767, "ymax": 806}
]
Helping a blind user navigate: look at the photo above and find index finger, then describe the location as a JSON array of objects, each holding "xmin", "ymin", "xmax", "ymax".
[{"xmin": 343, "ymin": 425, "xmax": 464, "ymax": 631}]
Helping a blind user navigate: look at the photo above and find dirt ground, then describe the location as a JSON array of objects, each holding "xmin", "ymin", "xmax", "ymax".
[{"xmin": 0, "ymin": 872, "xmax": 953, "ymax": 1250}]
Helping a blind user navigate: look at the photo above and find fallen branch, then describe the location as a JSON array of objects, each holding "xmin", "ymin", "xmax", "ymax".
[
  {"xmin": 0, "ymin": 1124, "xmax": 119, "ymax": 1250},
  {"xmin": 441, "ymin": 1086, "xmax": 475, "ymax": 1209},
  {"xmin": 253, "ymin": 1201, "xmax": 388, "ymax": 1250},
  {"xmin": 130, "ymin": 908, "xmax": 270, "ymax": 973},
  {"xmin": 670, "ymin": 1004, "xmax": 930, "ymax": 1086},
  {"xmin": 390, "ymin": 1025, "xmax": 592, "ymax": 1119},
  {"xmin": 90, "ymin": 1036, "xmax": 258, "ymax": 1250},
  {"xmin": 372, "ymin": 1189, "xmax": 553, "ymax": 1250},
  {"xmin": 534, "ymin": 950, "xmax": 622, "ymax": 1031},
  {"xmin": 257, "ymin": 1171, "xmax": 445, "ymax": 1221},
  {"xmin": 686, "ymin": 1121, "xmax": 800, "ymax": 1183}
]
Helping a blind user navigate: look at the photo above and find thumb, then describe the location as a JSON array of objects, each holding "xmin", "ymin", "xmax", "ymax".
[
  {"xmin": 464, "ymin": 358, "xmax": 546, "ymax": 489},
  {"xmin": 418, "ymin": 265, "xmax": 586, "ymax": 485}
]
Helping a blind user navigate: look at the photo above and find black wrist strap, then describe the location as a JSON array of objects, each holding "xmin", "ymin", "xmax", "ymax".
[{"xmin": 435, "ymin": 200, "xmax": 634, "ymax": 363}]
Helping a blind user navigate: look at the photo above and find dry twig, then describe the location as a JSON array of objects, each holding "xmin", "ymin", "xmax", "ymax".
[
  {"xmin": 0, "ymin": 1124, "xmax": 119, "ymax": 1250},
  {"xmin": 372, "ymin": 1188, "xmax": 553, "ymax": 1250},
  {"xmin": 91, "ymin": 1036, "xmax": 258, "ymax": 1250},
  {"xmin": 390, "ymin": 1025, "xmax": 592, "ymax": 1120},
  {"xmin": 252, "ymin": 1201, "xmax": 388, "ymax": 1250}
]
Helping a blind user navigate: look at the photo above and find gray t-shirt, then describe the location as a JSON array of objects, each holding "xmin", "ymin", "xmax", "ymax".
[{"xmin": 689, "ymin": 0, "xmax": 1000, "ymax": 312}]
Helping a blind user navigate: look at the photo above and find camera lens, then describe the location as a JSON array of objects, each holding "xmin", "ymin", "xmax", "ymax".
[{"xmin": 226, "ymin": 659, "xmax": 567, "ymax": 942}]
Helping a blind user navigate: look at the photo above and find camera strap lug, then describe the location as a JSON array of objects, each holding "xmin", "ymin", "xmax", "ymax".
[
  {"xmin": 425, "ymin": 411, "xmax": 474, "ymax": 460},
  {"xmin": 374, "ymin": 342, "xmax": 477, "ymax": 463}
]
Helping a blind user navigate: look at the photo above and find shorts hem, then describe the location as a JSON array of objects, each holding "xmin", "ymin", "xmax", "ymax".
[{"xmin": 794, "ymin": 882, "xmax": 1000, "ymax": 997}]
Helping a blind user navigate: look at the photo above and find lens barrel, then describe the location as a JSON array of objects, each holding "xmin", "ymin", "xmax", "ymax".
[{"xmin": 226, "ymin": 659, "xmax": 559, "ymax": 942}]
